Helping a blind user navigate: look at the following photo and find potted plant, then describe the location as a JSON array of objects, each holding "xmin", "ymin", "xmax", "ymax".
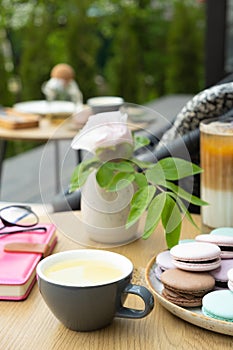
[{"xmin": 70, "ymin": 111, "xmax": 206, "ymax": 248}]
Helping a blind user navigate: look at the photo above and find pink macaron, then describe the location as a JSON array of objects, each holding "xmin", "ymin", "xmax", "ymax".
[
  {"xmin": 210, "ymin": 259, "xmax": 233, "ymax": 289},
  {"xmin": 195, "ymin": 234, "xmax": 233, "ymax": 259},
  {"xmin": 155, "ymin": 250, "xmax": 175, "ymax": 280},
  {"xmin": 170, "ymin": 242, "xmax": 221, "ymax": 272}
]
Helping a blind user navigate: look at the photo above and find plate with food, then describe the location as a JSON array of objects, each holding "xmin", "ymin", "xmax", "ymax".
[{"xmin": 145, "ymin": 256, "xmax": 233, "ymax": 336}]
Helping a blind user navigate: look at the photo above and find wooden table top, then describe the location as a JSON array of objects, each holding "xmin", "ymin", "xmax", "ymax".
[
  {"xmin": 0, "ymin": 212, "xmax": 232, "ymax": 350},
  {"xmin": 0, "ymin": 107, "xmax": 146, "ymax": 142},
  {"xmin": 0, "ymin": 117, "xmax": 78, "ymax": 142}
]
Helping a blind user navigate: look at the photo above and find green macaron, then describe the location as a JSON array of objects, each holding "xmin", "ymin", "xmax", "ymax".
[
  {"xmin": 202, "ymin": 290, "xmax": 233, "ymax": 322},
  {"xmin": 211, "ymin": 227, "xmax": 233, "ymax": 237}
]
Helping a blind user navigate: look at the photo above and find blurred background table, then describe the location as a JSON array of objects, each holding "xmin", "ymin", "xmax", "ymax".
[
  {"xmin": 0, "ymin": 115, "xmax": 78, "ymax": 195},
  {"xmin": 13, "ymin": 100, "xmax": 76, "ymax": 117},
  {"xmin": 0, "ymin": 101, "xmax": 158, "ymax": 198},
  {"xmin": 0, "ymin": 97, "xmax": 186, "ymax": 202}
]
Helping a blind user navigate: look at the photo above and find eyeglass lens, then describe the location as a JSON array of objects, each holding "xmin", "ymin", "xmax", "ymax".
[{"xmin": 0, "ymin": 206, "xmax": 38, "ymax": 227}]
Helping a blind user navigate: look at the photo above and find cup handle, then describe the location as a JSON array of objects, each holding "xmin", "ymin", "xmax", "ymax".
[{"xmin": 115, "ymin": 283, "xmax": 154, "ymax": 319}]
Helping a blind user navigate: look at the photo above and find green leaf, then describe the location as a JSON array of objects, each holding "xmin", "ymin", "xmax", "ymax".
[
  {"xmin": 96, "ymin": 161, "xmax": 135, "ymax": 188},
  {"xmin": 95, "ymin": 142, "xmax": 134, "ymax": 160},
  {"xmin": 177, "ymin": 198, "xmax": 200, "ymax": 230},
  {"xmin": 133, "ymin": 135, "xmax": 150, "ymax": 151},
  {"xmin": 164, "ymin": 181, "xmax": 208, "ymax": 206},
  {"xmin": 134, "ymin": 173, "xmax": 148, "ymax": 188},
  {"xmin": 145, "ymin": 163, "xmax": 166, "ymax": 185},
  {"xmin": 130, "ymin": 158, "xmax": 155, "ymax": 170},
  {"xmin": 161, "ymin": 194, "xmax": 182, "ymax": 248},
  {"xmin": 78, "ymin": 157, "xmax": 100, "ymax": 172},
  {"xmin": 69, "ymin": 158, "xmax": 99, "ymax": 191},
  {"xmin": 157, "ymin": 157, "xmax": 203, "ymax": 180},
  {"xmin": 165, "ymin": 222, "xmax": 181, "ymax": 249},
  {"xmin": 143, "ymin": 192, "xmax": 166, "ymax": 239},
  {"xmin": 69, "ymin": 169, "xmax": 93, "ymax": 191},
  {"xmin": 106, "ymin": 172, "xmax": 135, "ymax": 191},
  {"xmin": 168, "ymin": 192, "xmax": 200, "ymax": 230},
  {"xmin": 96, "ymin": 163, "xmax": 115, "ymax": 187},
  {"xmin": 103, "ymin": 161, "xmax": 135, "ymax": 173},
  {"xmin": 126, "ymin": 185, "xmax": 156, "ymax": 229}
]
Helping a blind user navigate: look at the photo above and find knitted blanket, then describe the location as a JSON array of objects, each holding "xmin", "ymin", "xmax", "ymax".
[{"xmin": 156, "ymin": 82, "xmax": 233, "ymax": 150}]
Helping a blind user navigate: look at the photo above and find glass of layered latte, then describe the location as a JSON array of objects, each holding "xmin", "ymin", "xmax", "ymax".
[{"xmin": 200, "ymin": 117, "xmax": 233, "ymax": 229}]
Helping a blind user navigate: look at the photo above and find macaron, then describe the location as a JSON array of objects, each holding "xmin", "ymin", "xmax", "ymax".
[
  {"xmin": 179, "ymin": 239, "xmax": 196, "ymax": 244},
  {"xmin": 202, "ymin": 290, "xmax": 233, "ymax": 322},
  {"xmin": 161, "ymin": 268, "xmax": 215, "ymax": 307},
  {"xmin": 170, "ymin": 242, "xmax": 221, "ymax": 271},
  {"xmin": 210, "ymin": 259, "xmax": 233, "ymax": 289},
  {"xmin": 154, "ymin": 250, "xmax": 175, "ymax": 280},
  {"xmin": 211, "ymin": 227, "xmax": 233, "ymax": 237},
  {"xmin": 227, "ymin": 268, "xmax": 233, "ymax": 291},
  {"xmin": 195, "ymin": 234, "xmax": 233, "ymax": 259}
]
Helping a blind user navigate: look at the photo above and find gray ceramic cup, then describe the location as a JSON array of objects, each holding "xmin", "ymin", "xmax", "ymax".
[{"xmin": 36, "ymin": 249, "xmax": 154, "ymax": 331}]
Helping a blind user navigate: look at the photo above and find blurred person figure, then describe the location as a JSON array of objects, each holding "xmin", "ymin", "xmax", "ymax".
[{"xmin": 42, "ymin": 63, "xmax": 83, "ymax": 109}]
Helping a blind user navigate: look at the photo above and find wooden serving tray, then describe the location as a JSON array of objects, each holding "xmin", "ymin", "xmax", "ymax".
[{"xmin": 0, "ymin": 108, "xmax": 40, "ymax": 129}]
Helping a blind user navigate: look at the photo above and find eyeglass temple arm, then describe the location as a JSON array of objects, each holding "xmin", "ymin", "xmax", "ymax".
[{"xmin": 0, "ymin": 227, "xmax": 47, "ymax": 235}]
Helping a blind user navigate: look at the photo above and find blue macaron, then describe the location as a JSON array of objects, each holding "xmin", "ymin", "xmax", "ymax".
[
  {"xmin": 202, "ymin": 290, "xmax": 233, "ymax": 322},
  {"xmin": 211, "ymin": 227, "xmax": 233, "ymax": 237}
]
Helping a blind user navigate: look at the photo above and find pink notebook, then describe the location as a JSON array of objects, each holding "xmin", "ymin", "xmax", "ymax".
[{"xmin": 0, "ymin": 224, "xmax": 57, "ymax": 300}]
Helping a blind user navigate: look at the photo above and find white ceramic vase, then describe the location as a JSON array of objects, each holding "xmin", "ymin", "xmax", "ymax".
[{"xmin": 81, "ymin": 172, "xmax": 139, "ymax": 244}]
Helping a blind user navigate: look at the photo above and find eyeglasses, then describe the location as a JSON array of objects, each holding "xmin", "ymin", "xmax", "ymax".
[{"xmin": 0, "ymin": 205, "xmax": 47, "ymax": 234}]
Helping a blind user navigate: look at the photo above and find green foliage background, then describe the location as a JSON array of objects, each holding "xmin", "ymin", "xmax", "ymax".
[{"xmin": 0, "ymin": 0, "xmax": 205, "ymax": 157}]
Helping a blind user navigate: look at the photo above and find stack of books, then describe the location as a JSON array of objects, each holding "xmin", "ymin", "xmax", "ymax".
[{"xmin": 0, "ymin": 223, "xmax": 57, "ymax": 300}]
